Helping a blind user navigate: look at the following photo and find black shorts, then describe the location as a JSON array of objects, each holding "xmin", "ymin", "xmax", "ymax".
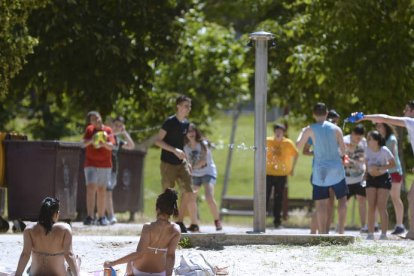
[
  {"xmin": 366, "ymin": 173, "xmax": 391, "ymax": 190},
  {"xmin": 347, "ymin": 182, "xmax": 366, "ymax": 199}
]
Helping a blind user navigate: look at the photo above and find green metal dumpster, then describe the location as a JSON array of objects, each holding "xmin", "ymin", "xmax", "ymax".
[{"xmin": 5, "ymin": 141, "xmax": 82, "ymax": 221}]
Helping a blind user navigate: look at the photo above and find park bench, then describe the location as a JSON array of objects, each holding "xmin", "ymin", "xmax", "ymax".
[{"xmin": 219, "ymin": 195, "xmax": 314, "ymax": 218}]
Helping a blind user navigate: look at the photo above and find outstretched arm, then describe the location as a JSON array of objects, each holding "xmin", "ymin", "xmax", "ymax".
[
  {"xmin": 360, "ymin": 114, "xmax": 406, "ymax": 128},
  {"xmin": 104, "ymin": 251, "xmax": 145, "ymax": 268},
  {"xmin": 104, "ymin": 225, "xmax": 150, "ymax": 268}
]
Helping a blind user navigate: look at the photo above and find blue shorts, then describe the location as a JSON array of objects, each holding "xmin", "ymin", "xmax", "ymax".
[
  {"xmin": 313, "ymin": 178, "xmax": 348, "ymax": 200},
  {"xmin": 192, "ymin": 175, "xmax": 216, "ymax": 186}
]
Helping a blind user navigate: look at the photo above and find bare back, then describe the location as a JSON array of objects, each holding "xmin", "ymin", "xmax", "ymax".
[
  {"xmin": 133, "ymin": 221, "xmax": 180, "ymax": 273},
  {"xmin": 22, "ymin": 222, "xmax": 72, "ymax": 276}
]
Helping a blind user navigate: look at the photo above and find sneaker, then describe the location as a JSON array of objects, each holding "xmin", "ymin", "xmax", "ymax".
[
  {"xmin": 176, "ymin": 221, "xmax": 188, "ymax": 233},
  {"xmin": 366, "ymin": 233, "xmax": 375, "ymax": 240},
  {"xmin": 379, "ymin": 233, "xmax": 388, "ymax": 240},
  {"xmin": 97, "ymin": 216, "xmax": 109, "ymax": 226},
  {"xmin": 360, "ymin": 226, "xmax": 368, "ymax": 233},
  {"xmin": 83, "ymin": 216, "xmax": 94, "ymax": 226},
  {"xmin": 214, "ymin": 220, "xmax": 223, "ymax": 231},
  {"xmin": 109, "ymin": 216, "xmax": 117, "ymax": 225},
  {"xmin": 187, "ymin": 224, "xmax": 200, "ymax": 232},
  {"xmin": 391, "ymin": 226, "xmax": 406, "ymax": 235}
]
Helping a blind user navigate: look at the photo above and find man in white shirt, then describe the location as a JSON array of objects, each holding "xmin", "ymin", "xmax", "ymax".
[{"xmin": 359, "ymin": 100, "xmax": 414, "ymax": 239}]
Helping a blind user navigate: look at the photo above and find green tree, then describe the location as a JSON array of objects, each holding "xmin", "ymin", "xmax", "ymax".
[
  {"xmin": 201, "ymin": 0, "xmax": 286, "ymax": 35},
  {"xmin": 0, "ymin": 0, "xmax": 48, "ymax": 122},
  {"xmin": 111, "ymin": 5, "xmax": 252, "ymax": 140},
  {"xmin": 6, "ymin": 0, "xmax": 191, "ymax": 139},
  {"xmin": 200, "ymin": 0, "xmax": 414, "ymax": 121},
  {"xmin": 267, "ymin": 0, "xmax": 414, "ymax": 119},
  {"xmin": 6, "ymin": 0, "xmax": 252, "ymax": 141},
  {"xmin": 149, "ymin": 7, "xmax": 251, "ymax": 128}
]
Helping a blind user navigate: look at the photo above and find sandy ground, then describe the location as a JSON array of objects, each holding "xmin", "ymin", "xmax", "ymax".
[{"xmin": 1, "ymin": 222, "xmax": 414, "ymax": 275}]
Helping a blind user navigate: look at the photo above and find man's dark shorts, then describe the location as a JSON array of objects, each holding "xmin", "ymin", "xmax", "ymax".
[{"xmin": 313, "ymin": 178, "xmax": 348, "ymax": 200}]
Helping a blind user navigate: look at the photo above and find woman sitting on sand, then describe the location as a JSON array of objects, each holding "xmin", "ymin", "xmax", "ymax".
[
  {"xmin": 15, "ymin": 197, "xmax": 80, "ymax": 276},
  {"xmin": 104, "ymin": 188, "xmax": 181, "ymax": 276}
]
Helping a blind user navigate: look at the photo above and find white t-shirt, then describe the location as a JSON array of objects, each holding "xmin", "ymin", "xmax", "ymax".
[
  {"xmin": 184, "ymin": 140, "xmax": 217, "ymax": 178},
  {"xmin": 403, "ymin": 117, "xmax": 414, "ymax": 154},
  {"xmin": 343, "ymin": 135, "xmax": 367, "ymax": 184},
  {"xmin": 365, "ymin": 146, "xmax": 394, "ymax": 169}
]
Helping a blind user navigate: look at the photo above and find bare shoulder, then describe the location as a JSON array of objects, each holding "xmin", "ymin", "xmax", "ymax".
[
  {"xmin": 303, "ymin": 126, "xmax": 313, "ymax": 136},
  {"xmin": 141, "ymin": 222, "xmax": 152, "ymax": 232},
  {"xmin": 23, "ymin": 224, "xmax": 35, "ymax": 236},
  {"xmin": 143, "ymin": 222, "xmax": 152, "ymax": 228},
  {"xmin": 171, "ymin": 222, "xmax": 181, "ymax": 235},
  {"xmin": 25, "ymin": 223, "xmax": 36, "ymax": 231},
  {"xmin": 53, "ymin": 222, "xmax": 72, "ymax": 232}
]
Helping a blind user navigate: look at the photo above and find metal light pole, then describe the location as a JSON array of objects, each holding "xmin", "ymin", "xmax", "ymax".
[{"xmin": 249, "ymin": 31, "xmax": 274, "ymax": 233}]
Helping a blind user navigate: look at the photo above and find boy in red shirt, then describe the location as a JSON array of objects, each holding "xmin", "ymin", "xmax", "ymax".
[{"xmin": 83, "ymin": 111, "xmax": 115, "ymax": 225}]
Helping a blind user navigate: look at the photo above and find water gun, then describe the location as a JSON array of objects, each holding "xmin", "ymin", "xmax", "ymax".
[
  {"xmin": 93, "ymin": 131, "xmax": 107, "ymax": 148},
  {"xmin": 345, "ymin": 112, "xmax": 364, "ymax": 123}
]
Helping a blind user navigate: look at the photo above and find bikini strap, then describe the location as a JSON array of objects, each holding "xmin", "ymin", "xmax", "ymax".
[
  {"xmin": 148, "ymin": 223, "xmax": 169, "ymax": 254},
  {"xmin": 32, "ymin": 250, "xmax": 64, "ymax": 257}
]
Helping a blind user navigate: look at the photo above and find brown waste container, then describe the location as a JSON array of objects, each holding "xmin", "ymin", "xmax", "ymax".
[
  {"xmin": 77, "ymin": 149, "xmax": 146, "ymax": 220},
  {"xmin": 5, "ymin": 141, "xmax": 82, "ymax": 221}
]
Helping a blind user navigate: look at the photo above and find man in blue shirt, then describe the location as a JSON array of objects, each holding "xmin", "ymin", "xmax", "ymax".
[{"xmin": 296, "ymin": 103, "xmax": 348, "ymax": 234}]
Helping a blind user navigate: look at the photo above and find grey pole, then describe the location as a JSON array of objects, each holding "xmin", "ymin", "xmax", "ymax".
[{"xmin": 249, "ymin": 31, "xmax": 274, "ymax": 233}]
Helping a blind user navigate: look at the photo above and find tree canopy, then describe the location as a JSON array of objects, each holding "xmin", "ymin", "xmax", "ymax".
[
  {"xmin": 7, "ymin": 0, "xmax": 192, "ymax": 139},
  {"xmin": 2, "ymin": 0, "xmax": 414, "ymax": 139},
  {"xmin": 0, "ymin": 0, "xmax": 49, "ymax": 96},
  {"xmin": 0, "ymin": 0, "xmax": 48, "ymax": 127},
  {"xmin": 272, "ymin": 0, "xmax": 414, "ymax": 118}
]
